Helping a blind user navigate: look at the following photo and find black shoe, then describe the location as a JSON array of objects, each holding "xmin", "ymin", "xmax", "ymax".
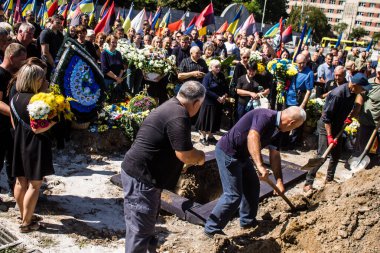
[
  {"xmin": 241, "ymin": 220, "xmax": 259, "ymax": 230},
  {"xmin": 203, "ymin": 230, "xmax": 226, "ymax": 238},
  {"xmin": 207, "ymin": 136, "xmax": 217, "ymax": 144},
  {"xmin": 200, "ymin": 138, "xmax": 209, "ymax": 146}
]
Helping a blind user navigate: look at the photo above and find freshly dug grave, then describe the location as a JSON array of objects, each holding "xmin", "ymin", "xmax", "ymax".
[{"xmin": 202, "ymin": 166, "xmax": 380, "ymax": 253}]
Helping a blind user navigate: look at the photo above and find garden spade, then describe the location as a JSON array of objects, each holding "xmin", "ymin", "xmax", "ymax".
[
  {"xmin": 300, "ymin": 123, "xmax": 347, "ymax": 171},
  {"xmin": 349, "ymin": 123, "xmax": 380, "ymax": 172}
]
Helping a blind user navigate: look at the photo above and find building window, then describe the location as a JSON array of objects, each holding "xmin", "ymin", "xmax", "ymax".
[
  {"xmin": 328, "ymin": 9, "xmax": 334, "ymax": 13},
  {"xmin": 336, "ymin": 19, "xmax": 341, "ymax": 23},
  {"xmin": 337, "ymin": 10, "xmax": 343, "ymax": 13},
  {"xmin": 311, "ymin": 0, "xmax": 316, "ymax": 2},
  {"xmin": 370, "ymin": 3, "xmax": 376, "ymax": 8},
  {"xmin": 328, "ymin": 18, "xmax": 333, "ymax": 22},
  {"xmin": 355, "ymin": 21, "xmax": 362, "ymax": 25},
  {"xmin": 358, "ymin": 2, "xmax": 365, "ymax": 7},
  {"xmin": 320, "ymin": 0, "xmax": 326, "ymax": 3},
  {"xmin": 365, "ymin": 22, "xmax": 371, "ymax": 26},
  {"xmin": 339, "ymin": 1, "xmax": 344, "ymax": 4},
  {"xmin": 357, "ymin": 12, "xmax": 364, "ymax": 16},
  {"xmin": 368, "ymin": 13, "xmax": 374, "ymax": 17},
  {"xmin": 330, "ymin": 0, "xmax": 336, "ymax": 4}
]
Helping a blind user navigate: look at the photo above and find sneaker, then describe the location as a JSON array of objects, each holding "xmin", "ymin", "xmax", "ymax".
[
  {"xmin": 200, "ymin": 138, "xmax": 209, "ymax": 146},
  {"xmin": 203, "ymin": 230, "xmax": 226, "ymax": 238}
]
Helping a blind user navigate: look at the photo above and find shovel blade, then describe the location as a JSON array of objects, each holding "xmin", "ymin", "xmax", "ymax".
[
  {"xmin": 350, "ymin": 155, "xmax": 370, "ymax": 172},
  {"xmin": 300, "ymin": 157, "xmax": 326, "ymax": 171}
]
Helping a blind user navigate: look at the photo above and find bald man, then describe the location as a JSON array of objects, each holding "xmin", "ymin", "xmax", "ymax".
[
  {"xmin": 320, "ymin": 65, "xmax": 347, "ymax": 98},
  {"xmin": 284, "ymin": 54, "xmax": 314, "ymax": 148},
  {"xmin": 178, "ymin": 46, "xmax": 208, "ymax": 83},
  {"xmin": 204, "ymin": 107, "xmax": 307, "ymax": 237}
]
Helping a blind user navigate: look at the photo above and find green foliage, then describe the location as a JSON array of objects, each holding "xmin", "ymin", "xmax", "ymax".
[
  {"xmin": 349, "ymin": 27, "xmax": 367, "ymax": 40},
  {"xmin": 333, "ymin": 23, "xmax": 348, "ymax": 34},
  {"xmin": 234, "ymin": 0, "xmax": 288, "ymax": 23},
  {"xmin": 373, "ymin": 32, "xmax": 380, "ymax": 42},
  {"xmin": 288, "ymin": 5, "xmax": 330, "ymax": 42}
]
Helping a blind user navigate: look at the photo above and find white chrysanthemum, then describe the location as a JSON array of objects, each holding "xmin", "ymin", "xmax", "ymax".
[{"xmin": 27, "ymin": 101, "xmax": 51, "ymax": 119}]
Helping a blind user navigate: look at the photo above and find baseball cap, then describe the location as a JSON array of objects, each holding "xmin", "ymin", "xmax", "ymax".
[{"xmin": 351, "ymin": 73, "xmax": 372, "ymax": 91}]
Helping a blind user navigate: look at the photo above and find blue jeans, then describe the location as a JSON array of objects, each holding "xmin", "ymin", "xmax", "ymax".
[
  {"xmin": 121, "ymin": 170, "xmax": 161, "ymax": 253},
  {"xmin": 236, "ymin": 103, "xmax": 246, "ymax": 121},
  {"xmin": 204, "ymin": 145, "xmax": 260, "ymax": 234}
]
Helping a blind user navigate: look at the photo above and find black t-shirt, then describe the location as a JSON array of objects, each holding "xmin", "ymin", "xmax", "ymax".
[
  {"xmin": 236, "ymin": 74, "xmax": 268, "ymax": 105},
  {"xmin": 0, "ymin": 67, "xmax": 13, "ymax": 133},
  {"xmin": 14, "ymin": 39, "xmax": 40, "ymax": 59},
  {"xmin": 121, "ymin": 97, "xmax": 193, "ymax": 189},
  {"xmin": 39, "ymin": 29, "xmax": 64, "ymax": 61},
  {"xmin": 172, "ymin": 46, "xmax": 190, "ymax": 66},
  {"xmin": 30, "ymin": 22, "xmax": 42, "ymax": 39},
  {"xmin": 80, "ymin": 40, "xmax": 99, "ymax": 61}
]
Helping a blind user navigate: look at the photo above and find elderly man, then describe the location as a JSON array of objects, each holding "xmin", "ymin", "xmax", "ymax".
[
  {"xmin": 347, "ymin": 47, "xmax": 359, "ymax": 62},
  {"xmin": 15, "ymin": 22, "xmax": 39, "ymax": 58},
  {"xmin": 320, "ymin": 66, "xmax": 347, "ymax": 98},
  {"xmin": 284, "ymin": 54, "xmax": 314, "ymax": 148},
  {"xmin": 204, "ymin": 107, "xmax": 306, "ymax": 237},
  {"xmin": 317, "ymin": 53, "xmax": 335, "ymax": 84},
  {"xmin": 178, "ymin": 46, "xmax": 208, "ymax": 83},
  {"xmin": 304, "ymin": 73, "xmax": 372, "ymax": 192},
  {"xmin": 121, "ymin": 81, "xmax": 206, "ymax": 253}
]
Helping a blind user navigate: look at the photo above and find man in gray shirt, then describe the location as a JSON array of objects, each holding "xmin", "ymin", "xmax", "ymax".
[{"xmin": 317, "ymin": 53, "xmax": 335, "ymax": 84}]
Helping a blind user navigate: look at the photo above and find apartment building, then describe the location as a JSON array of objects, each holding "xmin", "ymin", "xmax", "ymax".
[{"xmin": 287, "ymin": 0, "xmax": 380, "ymax": 37}]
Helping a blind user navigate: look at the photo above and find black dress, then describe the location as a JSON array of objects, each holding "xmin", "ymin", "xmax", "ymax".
[
  {"xmin": 195, "ymin": 72, "xmax": 228, "ymax": 133},
  {"xmin": 10, "ymin": 92, "xmax": 54, "ymax": 180}
]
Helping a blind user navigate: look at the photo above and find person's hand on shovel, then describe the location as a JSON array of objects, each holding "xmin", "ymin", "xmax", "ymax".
[
  {"xmin": 327, "ymin": 135, "xmax": 338, "ymax": 147},
  {"xmin": 257, "ymin": 165, "xmax": 269, "ymax": 181},
  {"xmin": 274, "ymin": 180, "xmax": 285, "ymax": 196}
]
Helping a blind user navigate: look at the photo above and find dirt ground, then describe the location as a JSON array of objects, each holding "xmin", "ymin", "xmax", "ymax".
[{"xmin": 0, "ymin": 130, "xmax": 379, "ymax": 253}]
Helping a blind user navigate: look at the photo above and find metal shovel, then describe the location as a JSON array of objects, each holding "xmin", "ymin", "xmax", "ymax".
[
  {"xmin": 300, "ymin": 123, "xmax": 347, "ymax": 171},
  {"xmin": 349, "ymin": 123, "xmax": 380, "ymax": 172}
]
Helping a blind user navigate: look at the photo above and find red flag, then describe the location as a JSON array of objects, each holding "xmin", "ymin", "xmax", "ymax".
[
  {"xmin": 187, "ymin": 15, "xmax": 197, "ymax": 29},
  {"xmin": 100, "ymin": 0, "xmax": 110, "ymax": 18},
  {"xmin": 94, "ymin": 1, "xmax": 115, "ymax": 34},
  {"xmin": 278, "ymin": 17, "xmax": 284, "ymax": 44},
  {"xmin": 148, "ymin": 11, "xmax": 152, "ymax": 25},
  {"xmin": 13, "ymin": 0, "xmax": 22, "ymax": 24},
  {"xmin": 216, "ymin": 21, "xmax": 228, "ymax": 34},
  {"xmin": 62, "ymin": 3, "xmax": 70, "ymax": 20},
  {"xmin": 195, "ymin": 3, "xmax": 215, "ymax": 29},
  {"xmin": 282, "ymin": 26, "xmax": 293, "ymax": 44},
  {"xmin": 168, "ymin": 19, "xmax": 183, "ymax": 32},
  {"xmin": 48, "ymin": 0, "xmax": 59, "ymax": 17}
]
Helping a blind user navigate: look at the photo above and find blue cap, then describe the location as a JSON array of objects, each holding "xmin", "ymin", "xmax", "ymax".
[{"xmin": 351, "ymin": 73, "xmax": 372, "ymax": 92}]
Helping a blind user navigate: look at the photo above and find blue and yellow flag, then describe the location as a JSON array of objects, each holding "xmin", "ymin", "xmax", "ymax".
[
  {"xmin": 3, "ymin": 0, "xmax": 13, "ymax": 11},
  {"xmin": 21, "ymin": 0, "xmax": 33, "ymax": 17},
  {"xmin": 227, "ymin": 5, "xmax": 242, "ymax": 34},
  {"xmin": 122, "ymin": 2, "xmax": 133, "ymax": 33},
  {"xmin": 79, "ymin": 0, "xmax": 94, "ymax": 14}
]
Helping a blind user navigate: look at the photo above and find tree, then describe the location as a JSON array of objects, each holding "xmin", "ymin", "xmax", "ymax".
[
  {"xmin": 349, "ymin": 27, "xmax": 367, "ymax": 40},
  {"xmin": 234, "ymin": 0, "xmax": 288, "ymax": 24},
  {"xmin": 288, "ymin": 5, "xmax": 330, "ymax": 42},
  {"xmin": 373, "ymin": 32, "xmax": 380, "ymax": 43},
  {"xmin": 332, "ymin": 22, "xmax": 348, "ymax": 35}
]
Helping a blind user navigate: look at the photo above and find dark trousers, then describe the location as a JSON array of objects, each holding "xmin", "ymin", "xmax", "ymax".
[
  {"xmin": 204, "ymin": 145, "xmax": 260, "ymax": 234},
  {"xmin": 305, "ymin": 120, "xmax": 343, "ymax": 185},
  {"xmin": 353, "ymin": 124, "xmax": 377, "ymax": 157},
  {"xmin": 0, "ymin": 131, "xmax": 14, "ymax": 192},
  {"xmin": 121, "ymin": 170, "xmax": 161, "ymax": 253}
]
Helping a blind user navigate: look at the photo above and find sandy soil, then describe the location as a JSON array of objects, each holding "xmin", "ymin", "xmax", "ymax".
[{"xmin": 0, "ymin": 130, "xmax": 378, "ymax": 253}]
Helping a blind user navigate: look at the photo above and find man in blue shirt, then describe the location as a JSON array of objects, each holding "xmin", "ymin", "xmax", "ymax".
[
  {"xmin": 285, "ymin": 54, "xmax": 314, "ymax": 147},
  {"xmin": 190, "ymin": 29, "xmax": 203, "ymax": 51},
  {"xmin": 204, "ymin": 107, "xmax": 306, "ymax": 237},
  {"xmin": 317, "ymin": 53, "xmax": 335, "ymax": 84}
]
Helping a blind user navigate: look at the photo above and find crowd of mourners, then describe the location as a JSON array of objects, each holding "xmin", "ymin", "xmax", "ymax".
[{"xmin": 0, "ymin": 9, "xmax": 379, "ymax": 252}]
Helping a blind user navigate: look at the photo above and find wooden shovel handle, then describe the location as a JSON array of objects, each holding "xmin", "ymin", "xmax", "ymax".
[
  {"xmin": 264, "ymin": 178, "xmax": 296, "ymax": 210},
  {"xmin": 321, "ymin": 123, "xmax": 348, "ymax": 159},
  {"xmin": 358, "ymin": 123, "xmax": 380, "ymax": 161}
]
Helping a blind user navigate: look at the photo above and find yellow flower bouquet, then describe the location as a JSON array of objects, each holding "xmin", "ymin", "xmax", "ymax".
[{"xmin": 27, "ymin": 92, "xmax": 74, "ymax": 129}]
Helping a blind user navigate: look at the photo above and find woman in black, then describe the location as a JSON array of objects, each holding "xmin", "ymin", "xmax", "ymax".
[
  {"xmin": 236, "ymin": 62, "xmax": 270, "ymax": 120},
  {"xmin": 11, "ymin": 64, "xmax": 55, "ymax": 232},
  {"xmin": 76, "ymin": 25, "xmax": 100, "ymax": 62},
  {"xmin": 195, "ymin": 59, "xmax": 228, "ymax": 146}
]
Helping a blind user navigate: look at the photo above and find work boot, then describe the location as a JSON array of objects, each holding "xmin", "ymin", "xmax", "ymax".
[{"xmin": 203, "ymin": 230, "xmax": 226, "ymax": 239}]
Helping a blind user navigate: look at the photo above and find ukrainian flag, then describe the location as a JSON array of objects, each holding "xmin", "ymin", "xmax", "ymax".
[
  {"xmin": 79, "ymin": 0, "xmax": 94, "ymax": 14},
  {"xmin": 227, "ymin": 5, "xmax": 242, "ymax": 34},
  {"xmin": 264, "ymin": 23, "xmax": 280, "ymax": 38},
  {"xmin": 3, "ymin": 0, "xmax": 13, "ymax": 11},
  {"xmin": 21, "ymin": 0, "xmax": 33, "ymax": 17},
  {"xmin": 122, "ymin": 3, "xmax": 134, "ymax": 32}
]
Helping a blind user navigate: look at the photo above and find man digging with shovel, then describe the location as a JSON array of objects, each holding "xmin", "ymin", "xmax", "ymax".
[
  {"xmin": 303, "ymin": 73, "xmax": 372, "ymax": 192},
  {"xmin": 204, "ymin": 106, "xmax": 306, "ymax": 238}
]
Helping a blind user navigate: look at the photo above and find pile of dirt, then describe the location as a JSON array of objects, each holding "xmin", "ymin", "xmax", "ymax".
[{"xmin": 210, "ymin": 167, "xmax": 380, "ymax": 253}]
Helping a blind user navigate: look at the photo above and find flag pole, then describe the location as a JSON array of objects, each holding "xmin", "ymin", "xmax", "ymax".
[{"xmin": 261, "ymin": 0, "xmax": 267, "ymax": 32}]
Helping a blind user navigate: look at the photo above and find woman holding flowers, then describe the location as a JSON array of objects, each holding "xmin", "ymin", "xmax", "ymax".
[
  {"xmin": 10, "ymin": 64, "xmax": 55, "ymax": 233},
  {"xmin": 196, "ymin": 59, "xmax": 228, "ymax": 145}
]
